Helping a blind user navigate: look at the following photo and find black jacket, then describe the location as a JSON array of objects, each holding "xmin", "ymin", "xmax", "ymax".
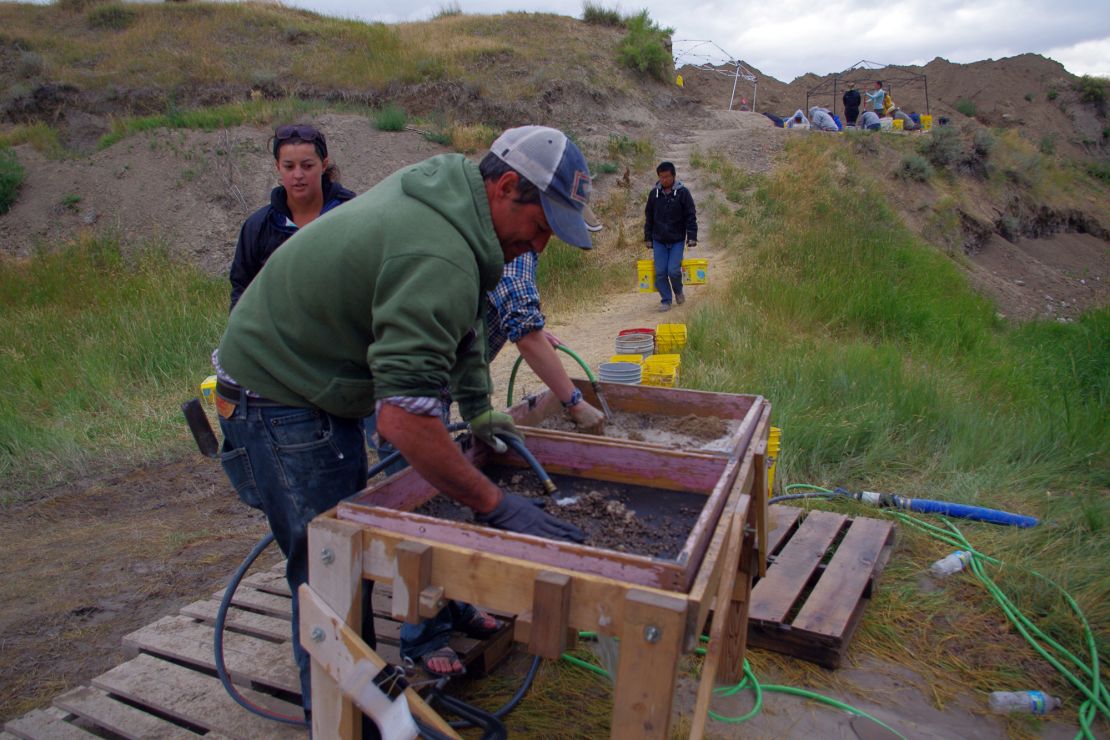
[
  {"xmin": 842, "ymin": 89, "xmax": 862, "ymax": 110},
  {"xmin": 228, "ymin": 176, "xmax": 356, "ymax": 311},
  {"xmin": 644, "ymin": 181, "xmax": 697, "ymax": 244}
]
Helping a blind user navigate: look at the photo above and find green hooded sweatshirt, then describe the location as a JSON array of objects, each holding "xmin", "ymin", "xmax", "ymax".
[{"xmin": 217, "ymin": 154, "xmax": 504, "ymax": 420}]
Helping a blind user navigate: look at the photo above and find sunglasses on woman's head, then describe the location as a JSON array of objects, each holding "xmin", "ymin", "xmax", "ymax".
[{"xmin": 274, "ymin": 124, "xmax": 324, "ymax": 144}]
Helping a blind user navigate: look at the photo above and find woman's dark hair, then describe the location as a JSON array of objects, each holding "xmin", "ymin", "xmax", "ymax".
[
  {"xmin": 272, "ymin": 124, "xmax": 340, "ymax": 183},
  {"xmin": 478, "ymin": 152, "xmax": 540, "ymax": 205},
  {"xmin": 656, "ymin": 161, "xmax": 676, "ymax": 176}
]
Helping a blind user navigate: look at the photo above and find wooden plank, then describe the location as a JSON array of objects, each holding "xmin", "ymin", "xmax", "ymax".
[
  {"xmin": 392, "ymin": 542, "xmax": 431, "ymax": 623},
  {"xmin": 791, "ymin": 518, "xmax": 896, "ymax": 637},
  {"xmin": 53, "ymin": 685, "xmax": 207, "ymax": 740},
  {"xmin": 240, "ymin": 570, "xmax": 291, "ymax": 596},
  {"xmin": 4, "ymin": 709, "xmax": 97, "ymax": 740},
  {"xmin": 92, "ymin": 654, "xmax": 304, "ymax": 739},
  {"xmin": 181, "ymin": 600, "xmax": 291, "ymax": 641},
  {"xmin": 689, "ymin": 513, "xmax": 743, "ymax": 740},
  {"xmin": 528, "ymin": 571, "xmax": 572, "ymax": 659},
  {"xmin": 611, "ymin": 591, "xmax": 688, "ymax": 739},
  {"xmin": 299, "ymin": 584, "xmax": 460, "ymax": 739},
  {"xmin": 123, "ymin": 614, "xmax": 301, "ymax": 693},
  {"xmin": 719, "ymin": 532, "xmax": 756, "ymax": 683},
  {"xmin": 764, "ymin": 505, "xmax": 803, "ymax": 555},
  {"xmin": 748, "ymin": 510, "xmax": 847, "ymax": 624},
  {"xmin": 216, "ymin": 586, "xmax": 291, "ymax": 618},
  {"xmin": 307, "ymin": 516, "xmax": 365, "ymax": 740},
  {"xmin": 753, "ymin": 436, "xmax": 769, "ymax": 578}
]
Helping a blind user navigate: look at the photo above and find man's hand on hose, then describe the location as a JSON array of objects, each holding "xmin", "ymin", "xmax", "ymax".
[
  {"xmin": 476, "ymin": 492, "xmax": 585, "ymax": 542},
  {"xmin": 467, "ymin": 409, "xmax": 523, "ymax": 454},
  {"xmin": 568, "ymin": 400, "xmax": 605, "ymax": 435}
]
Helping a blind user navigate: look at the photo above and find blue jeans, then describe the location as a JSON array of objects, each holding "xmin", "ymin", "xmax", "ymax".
[
  {"xmin": 653, "ymin": 239, "xmax": 685, "ymax": 304},
  {"xmin": 218, "ymin": 394, "xmax": 372, "ymax": 714}
]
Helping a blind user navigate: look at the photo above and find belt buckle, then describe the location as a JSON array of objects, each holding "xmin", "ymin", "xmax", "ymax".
[{"xmin": 215, "ymin": 395, "xmax": 236, "ymax": 419}]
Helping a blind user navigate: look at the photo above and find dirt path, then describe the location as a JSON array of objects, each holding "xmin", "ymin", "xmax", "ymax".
[{"xmin": 489, "ymin": 110, "xmax": 784, "ymax": 399}]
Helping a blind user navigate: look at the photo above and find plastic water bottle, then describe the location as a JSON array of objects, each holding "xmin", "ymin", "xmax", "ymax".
[
  {"xmin": 929, "ymin": 550, "xmax": 971, "ymax": 577},
  {"xmin": 988, "ymin": 690, "xmax": 1061, "ymax": 715}
]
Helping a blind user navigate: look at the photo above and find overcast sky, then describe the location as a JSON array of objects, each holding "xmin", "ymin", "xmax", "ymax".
[{"xmin": 282, "ymin": 0, "xmax": 1110, "ymax": 81}]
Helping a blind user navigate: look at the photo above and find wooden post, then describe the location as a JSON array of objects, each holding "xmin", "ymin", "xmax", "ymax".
[
  {"xmin": 611, "ymin": 590, "xmax": 687, "ymax": 739},
  {"xmin": 689, "ymin": 513, "xmax": 743, "ymax": 740},
  {"xmin": 307, "ymin": 516, "xmax": 364, "ymax": 740},
  {"xmin": 528, "ymin": 572, "xmax": 572, "ymax": 659},
  {"xmin": 719, "ymin": 523, "xmax": 756, "ymax": 684},
  {"xmin": 753, "ymin": 437, "xmax": 769, "ymax": 579},
  {"xmin": 392, "ymin": 542, "xmax": 431, "ymax": 623}
]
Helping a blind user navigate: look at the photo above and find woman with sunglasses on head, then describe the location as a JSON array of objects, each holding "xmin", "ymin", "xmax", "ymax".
[{"xmin": 228, "ymin": 123, "xmax": 356, "ymax": 311}]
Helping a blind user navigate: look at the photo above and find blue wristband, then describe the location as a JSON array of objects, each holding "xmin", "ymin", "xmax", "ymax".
[{"xmin": 561, "ymin": 388, "xmax": 583, "ymax": 409}]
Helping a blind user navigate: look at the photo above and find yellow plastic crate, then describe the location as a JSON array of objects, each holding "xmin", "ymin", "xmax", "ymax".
[
  {"xmin": 637, "ymin": 259, "xmax": 655, "ymax": 293},
  {"xmin": 681, "ymin": 258, "xmax": 708, "ymax": 285},
  {"xmin": 767, "ymin": 426, "xmax": 782, "ymax": 496},
  {"xmin": 643, "ymin": 353, "xmax": 681, "ymax": 370},
  {"xmin": 655, "ymin": 323, "xmax": 687, "ymax": 353},
  {"xmin": 610, "ymin": 354, "xmax": 644, "ymax": 364}
]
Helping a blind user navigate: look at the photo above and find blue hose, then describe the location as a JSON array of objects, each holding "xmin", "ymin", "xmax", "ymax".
[
  {"xmin": 500, "ymin": 434, "xmax": 558, "ymax": 496},
  {"xmin": 900, "ymin": 497, "xmax": 1039, "ymax": 527}
]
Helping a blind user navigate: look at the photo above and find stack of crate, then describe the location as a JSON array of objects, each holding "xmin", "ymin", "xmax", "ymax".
[{"xmin": 642, "ymin": 353, "xmax": 681, "ymax": 387}]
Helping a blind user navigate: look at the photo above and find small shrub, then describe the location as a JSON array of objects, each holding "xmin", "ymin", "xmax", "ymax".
[
  {"xmin": 593, "ymin": 161, "xmax": 619, "ymax": 175},
  {"xmin": 87, "ymin": 3, "xmax": 137, "ymax": 30},
  {"xmin": 1086, "ymin": 161, "xmax": 1110, "ymax": 183},
  {"xmin": 1076, "ymin": 75, "xmax": 1108, "ymax": 112},
  {"xmin": 60, "ymin": 193, "xmax": 82, "ymax": 211},
  {"xmin": 1047, "ymin": 88, "xmax": 1058, "ymax": 101},
  {"xmin": 432, "ymin": 2, "xmax": 461, "ymax": 19},
  {"xmin": 1103, "ymin": 126, "xmax": 1110, "ymax": 140},
  {"xmin": 971, "ymin": 128, "xmax": 995, "ymax": 157},
  {"xmin": 18, "ymin": 51, "xmax": 45, "ymax": 79},
  {"xmin": 374, "ymin": 104, "xmax": 406, "ymax": 132},
  {"xmin": 1024, "ymin": 92, "xmax": 1034, "ymax": 102},
  {"xmin": 897, "ymin": 154, "xmax": 933, "ymax": 182},
  {"xmin": 998, "ymin": 214, "xmax": 1021, "ymax": 241},
  {"xmin": 606, "ymin": 133, "xmax": 653, "ymax": 160},
  {"xmin": 422, "ymin": 130, "xmax": 452, "ymax": 146},
  {"xmin": 0, "ymin": 147, "xmax": 25, "ymax": 214},
  {"xmin": 617, "ymin": 10, "xmax": 674, "ymax": 82},
  {"xmin": 918, "ymin": 125, "xmax": 962, "ymax": 168},
  {"xmin": 954, "ymin": 99, "xmax": 976, "ymax": 117},
  {"xmin": 1039, "ymin": 134, "xmax": 1056, "ymax": 155},
  {"xmin": 448, "ymin": 123, "xmax": 498, "ymax": 153},
  {"xmin": 582, "ymin": 1, "xmax": 623, "ymax": 27}
]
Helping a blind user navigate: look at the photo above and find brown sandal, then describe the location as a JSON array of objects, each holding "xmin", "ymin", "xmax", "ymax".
[{"xmin": 462, "ymin": 610, "xmax": 502, "ymax": 639}]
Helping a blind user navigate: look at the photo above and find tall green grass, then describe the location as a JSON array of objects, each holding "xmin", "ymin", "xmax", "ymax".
[
  {"xmin": 686, "ymin": 139, "xmax": 1109, "ymax": 718},
  {"xmin": 0, "ymin": 233, "xmax": 226, "ymax": 502}
]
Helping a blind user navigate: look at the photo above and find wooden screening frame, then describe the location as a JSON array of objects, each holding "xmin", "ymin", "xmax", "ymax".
[
  {"xmin": 303, "ymin": 400, "xmax": 770, "ymax": 739},
  {"xmin": 509, "ymin": 380, "xmax": 764, "ymax": 459}
]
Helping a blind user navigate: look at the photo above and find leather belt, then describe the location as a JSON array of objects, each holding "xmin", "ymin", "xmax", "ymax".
[{"xmin": 215, "ymin": 378, "xmax": 285, "ymax": 407}]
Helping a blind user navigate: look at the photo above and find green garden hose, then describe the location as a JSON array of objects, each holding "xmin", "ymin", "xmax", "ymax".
[{"xmin": 506, "ymin": 344, "xmax": 613, "ymax": 419}]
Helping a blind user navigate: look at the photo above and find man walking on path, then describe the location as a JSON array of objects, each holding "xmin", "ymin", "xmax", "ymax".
[
  {"xmin": 644, "ymin": 161, "xmax": 697, "ymax": 312},
  {"xmin": 211, "ymin": 124, "xmax": 591, "ymax": 729}
]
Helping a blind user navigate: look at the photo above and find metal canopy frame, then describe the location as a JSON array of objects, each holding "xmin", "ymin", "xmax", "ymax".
[
  {"xmin": 674, "ymin": 40, "xmax": 759, "ymax": 112},
  {"xmin": 806, "ymin": 59, "xmax": 930, "ymax": 118}
]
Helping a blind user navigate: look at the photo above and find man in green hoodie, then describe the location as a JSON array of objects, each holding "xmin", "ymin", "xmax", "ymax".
[{"xmin": 212, "ymin": 126, "xmax": 594, "ymax": 724}]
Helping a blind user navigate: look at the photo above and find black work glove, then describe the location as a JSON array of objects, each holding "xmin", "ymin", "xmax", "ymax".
[
  {"xmin": 687, "ymin": 240, "xmax": 698, "ymax": 248},
  {"xmin": 476, "ymin": 493, "xmax": 585, "ymax": 543},
  {"xmin": 645, "ymin": 239, "xmax": 653, "ymax": 248}
]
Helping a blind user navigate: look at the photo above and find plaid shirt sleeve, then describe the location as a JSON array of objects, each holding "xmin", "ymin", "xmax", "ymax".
[{"xmin": 485, "ymin": 252, "xmax": 545, "ymax": 361}]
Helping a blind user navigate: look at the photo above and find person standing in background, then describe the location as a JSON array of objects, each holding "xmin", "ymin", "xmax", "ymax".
[
  {"xmin": 644, "ymin": 161, "xmax": 697, "ymax": 313},
  {"xmin": 228, "ymin": 123, "xmax": 355, "ymax": 311},
  {"xmin": 842, "ymin": 81, "xmax": 862, "ymax": 127},
  {"xmin": 865, "ymin": 81, "xmax": 887, "ymax": 115}
]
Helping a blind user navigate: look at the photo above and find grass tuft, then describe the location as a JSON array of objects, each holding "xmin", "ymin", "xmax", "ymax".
[
  {"xmin": 373, "ymin": 104, "xmax": 407, "ymax": 132},
  {"xmin": 0, "ymin": 148, "xmax": 26, "ymax": 214}
]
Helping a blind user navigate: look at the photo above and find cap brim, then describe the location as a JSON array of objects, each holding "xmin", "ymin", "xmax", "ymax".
[{"xmin": 541, "ymin": 194, "xmax": 593, "ymax": 249}]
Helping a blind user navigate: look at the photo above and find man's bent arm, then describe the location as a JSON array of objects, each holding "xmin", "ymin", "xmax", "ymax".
[{"xmin": 377, "ymin": 403, "xmax": 502, "ymax": 514}]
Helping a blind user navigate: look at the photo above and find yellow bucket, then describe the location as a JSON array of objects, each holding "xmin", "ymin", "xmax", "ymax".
[
  {"xmin": 637, "ymin": 259, "xmax": 655, "ymax": 293},
  {"xmin": 200, "ymin": 375, "xmax": 217, "ymax": 404},
  {"xmin": 610, "ymin": 354, "xmax": 644, "ymax": 364},
  {"xmin": 920, "ymin": 114, "xmax": 933, "ymax": 131},
  {"xmin": 892, "ymin": 118, "xmax": 904, "ymax": 131},
  {"xmin": 766, "ymin": 426, "xmax": 782, "ymax": 496},
  {"xmin": 681, "ymin": 258, "xmax": 708, "ymax": 285}
]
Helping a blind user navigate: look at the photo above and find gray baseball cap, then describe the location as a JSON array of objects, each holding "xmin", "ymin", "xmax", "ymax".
[{"xmin": 489, "ymin": 126, "xmax": 594, "ymax": 249}]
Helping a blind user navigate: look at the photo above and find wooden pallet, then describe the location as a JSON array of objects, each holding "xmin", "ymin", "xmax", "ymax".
[
  {"xmin": 747, "ymin": 504, "xmax": 896, "ymax": 669},
  {"xmin": 4, "ymin": 562, "xmax": 514, "ymax": 740}
]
